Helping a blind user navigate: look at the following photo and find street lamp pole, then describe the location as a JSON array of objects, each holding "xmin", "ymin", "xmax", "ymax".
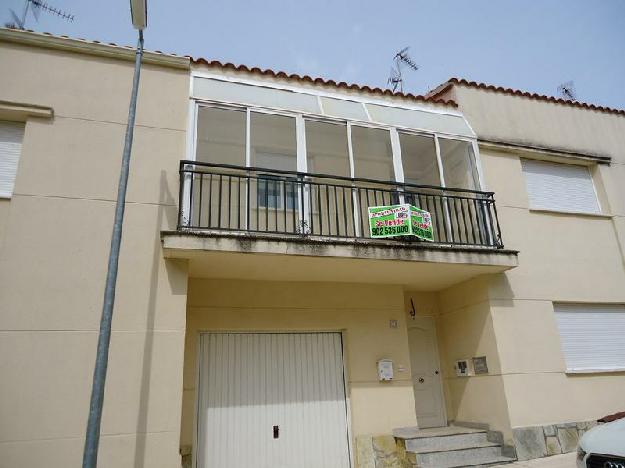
[{"xmin": 82, "ymin": 2, "xmax": 147, "ymax": 467}]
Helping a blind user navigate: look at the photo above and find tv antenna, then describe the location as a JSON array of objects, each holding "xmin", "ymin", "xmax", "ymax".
[
  {"xmin": 5, "ymin": 0, "xmax": 74, "ymax": 30},
  {"xmin": 558, "ymin": 81, "xmax": 576, "ymax": 101},
  {"xmin": 388, "ymin": 46, "xmax": 419, "ymax": 93}
]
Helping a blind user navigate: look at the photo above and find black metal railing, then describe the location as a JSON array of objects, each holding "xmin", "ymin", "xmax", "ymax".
[{"xmin": 177, "ymin": 161, "xmax": 504, "ymax": 249}]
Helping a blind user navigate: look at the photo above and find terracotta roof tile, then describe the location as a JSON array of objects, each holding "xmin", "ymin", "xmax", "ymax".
[
  {"xmin": 190, "ymin": 57, "xmax": 456, "ymax": 108},
  {"xmin": 427, "ymin": 77, "xmax": 625, "ymax": 117}
]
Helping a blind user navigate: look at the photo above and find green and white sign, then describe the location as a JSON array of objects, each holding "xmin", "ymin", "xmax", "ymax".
[{"xmin": 368, "ymin": 204, "xmax": 434, "ymax": 241}]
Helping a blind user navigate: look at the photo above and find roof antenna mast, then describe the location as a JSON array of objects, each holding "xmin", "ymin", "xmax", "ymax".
[
  {"xmin": 388, "ymin": 46, "xmax": 419, "ymax": 93},
  {"xmin": 557, "ymin": 81, "xmax": 576, "ymax": 101},
  {"xmin": 5, "ymin": 0, "xmax": 75, "ymax": 30}
]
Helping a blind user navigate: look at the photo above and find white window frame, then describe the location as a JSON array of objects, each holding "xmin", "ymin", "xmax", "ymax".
[{"xmin": 184, "ymin": 99, "xmax": 488, "ymax": 231}]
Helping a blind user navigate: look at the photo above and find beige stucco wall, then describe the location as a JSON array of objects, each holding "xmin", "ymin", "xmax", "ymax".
[
  {"xmin": 0, "ymin": 38, "xmax": 190, "ymax": 467},
  {"xmin": 450, "ymin": 86, "xmax": 625, "ymax": 432},
  {"xmin": 0, "ymin": 198, "xmax": 9, "ymax": 249},
  {"xmin": 182, "ymin": 278, "xmax": 418, "ymax": 461}
]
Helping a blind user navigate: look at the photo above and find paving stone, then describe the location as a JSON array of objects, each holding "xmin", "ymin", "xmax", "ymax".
[
  {"xmin": 356, "ymin": 435, "xmax": 376, "ymax": 468},
  {"xmin": 543, "ymin": 425, "xmax": 556, "ymax": 437},
  {"xmin": 513, "ymin": 427, "xmax": 547, "ymax": 461},
  {"xmin": 372, "ymin": 435, "xmax": 398, "ymax": 456},
  {"xmin": 557, "ymin": 427, "xmax": 579, "ymax": 453},
  {"xmin": 545, "ymin": 436, "xmax": 562, "ymax": 456}
]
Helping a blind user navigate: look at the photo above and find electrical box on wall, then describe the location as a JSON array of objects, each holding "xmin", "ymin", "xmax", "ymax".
[
  {"xmin": 377, "ymin": 359, "xmax": 394, "ymax": 381},
  {"xmin": 455, "ymin": 359, "xmax": 474, "ymax": 377}
]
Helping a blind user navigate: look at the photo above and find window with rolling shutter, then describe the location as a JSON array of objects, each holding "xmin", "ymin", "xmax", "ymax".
[
  {"xmin": 0, "ymin": 121, "xmax": 25, "ymax": 198},
  {"xmin": 554, "ymin": 303, "xmax": 625, "ymax": 373},
  {"xmin": 521, "ymin": 159, "xmax": 600, "ymax": 214}
]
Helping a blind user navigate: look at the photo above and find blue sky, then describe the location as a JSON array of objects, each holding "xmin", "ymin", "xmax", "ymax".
[{"xmin": 4, "ymin": 0, "xmax": 625, "ymax": 108}]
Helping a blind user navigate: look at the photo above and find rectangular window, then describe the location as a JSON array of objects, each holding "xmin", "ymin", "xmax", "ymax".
[
  {"xmin": 399, "ymin": 132, "xmax": 440, "ymax": 186},
  {"xmin": 305, "ymin": 120, "xmax": 350, "ymax": 177},
  {"xmin": 0, "ymin": 120, "xmax": 25, "ymax": 198},
  {"xmin": 250, "ymin": 112, "xmax": 297, "ymax": 171},
  {"xmin": 195, "ymin": 106, "xmax": 246, "ymax": 166},
  {"xmin": 438, "ymin": 138, "xmax": 480, "ymax": 190},
  {"xmin": 521, "ymin": 159, "xmax": 600, "ymax": 214},
  {"xmin": 351, "ymin": 126, "xmax": 394, "ymax": 181},
  {"xmin": 554, "ymin": 303, "xmax": 625, "ymax": 372}
]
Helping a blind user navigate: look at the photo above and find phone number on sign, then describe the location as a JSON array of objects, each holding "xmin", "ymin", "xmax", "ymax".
[{"xmin": 371, "ymin": 225, "xmax": 409, "ymax": 236}]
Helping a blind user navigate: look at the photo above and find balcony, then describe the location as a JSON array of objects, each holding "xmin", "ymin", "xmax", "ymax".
[
  {"xmin": 162, "ymin": 161, "xmax": 517, "ymax": 289},
  {"xmin": 176, "ymin": 161, "xmax": 503, "ymax": 246}
]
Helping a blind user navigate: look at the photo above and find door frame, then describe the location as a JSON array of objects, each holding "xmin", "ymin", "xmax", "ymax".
[
  {"xmin": 192, "ymin": 330, "xmax": 354, "ymax": 468},
  {"xmin": 407, "ymin": 316, "xmax": 448, "ymax": 428}
]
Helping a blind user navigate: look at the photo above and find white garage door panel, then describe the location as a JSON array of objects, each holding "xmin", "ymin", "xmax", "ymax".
[{"xmin": 197, "ymin": 333, "xmax": 350, "ymax": 468}]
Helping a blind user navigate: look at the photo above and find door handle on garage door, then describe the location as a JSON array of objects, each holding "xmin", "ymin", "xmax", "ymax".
[{"xmin": 273, "ymin": 425, "xmax": 279, "ymax": 439}]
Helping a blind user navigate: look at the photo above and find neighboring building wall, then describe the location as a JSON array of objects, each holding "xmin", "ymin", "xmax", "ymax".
[
  {"xmin": 182, "ymin": 279, "xmax": 418, "ymax": 466},
  {"xmin": 0, "ymin": 36, "xmax": 190, "ymax": 467},
  {"xmin": 449, "ymin": 85, "xmax": 625, "ymax": 457}
]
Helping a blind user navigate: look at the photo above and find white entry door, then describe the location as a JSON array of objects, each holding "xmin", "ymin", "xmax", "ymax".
[
  {"xmin": 408, "ymin": 317, "xmax": 446, "ymax": 428},
  {"xmin": 196, "ymin": 333, "xmax": 351, "ymax": 468}
]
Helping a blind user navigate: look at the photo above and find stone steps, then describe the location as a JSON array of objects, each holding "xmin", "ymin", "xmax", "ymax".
[{"xmin": 393, "ymin": 425, "xmax": 517, "ymax": 468}]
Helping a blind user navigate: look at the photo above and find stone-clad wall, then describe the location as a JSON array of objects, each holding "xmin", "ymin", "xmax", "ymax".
[{"xmin": 512, "ymin": 420, "xmax": 598, "ymax": 461}]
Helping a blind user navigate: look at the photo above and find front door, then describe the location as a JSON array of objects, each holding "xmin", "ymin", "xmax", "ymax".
[
  {"xmin": 195, "ymin": 332, "xmax": 351, "ymax": 468},
  {"xmin": 408, "ymin": 317, "xmax": 446, "ymax": 428}
]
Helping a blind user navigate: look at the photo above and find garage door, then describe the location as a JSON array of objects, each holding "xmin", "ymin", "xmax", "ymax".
[{"xmin": 196, "ymin": 332, "xmax": 351, "ymax": 468}]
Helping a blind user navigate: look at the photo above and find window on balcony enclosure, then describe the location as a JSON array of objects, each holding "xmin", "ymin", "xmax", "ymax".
[
  {"xmin": 351, "ymin": 126, "xmax": 394, "ymax": 181},
  {"xmin": 250, "ymin": 112, "xmax": 299, "ymax": 231},
  {"xmin": 305, "ymin": 120, "xmax": 352, "ymax": 236},
  {"xmin": 195, "ymin": 106, "xmax": 246, "ymax": 165},
  {"xmin": 399, "ymin": 132, "xmax": 440, "ymax": 186},
  {"xmin": 438, "ymin": 138, "xmax": 480, "ymax": 190},
  {"xmin": 305, "ymin": 120, "xmax": 350, "ymax": 177}
]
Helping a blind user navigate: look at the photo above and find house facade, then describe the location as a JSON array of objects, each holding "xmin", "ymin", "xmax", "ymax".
[{"xmin": 1, "ymin": 28, "xmax": 624, "ymax": 468}]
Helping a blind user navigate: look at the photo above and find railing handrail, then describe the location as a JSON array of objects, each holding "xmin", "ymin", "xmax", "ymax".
[{"xmin": 179, "ymin": 160, "xmax": 495, "ymax": 197}]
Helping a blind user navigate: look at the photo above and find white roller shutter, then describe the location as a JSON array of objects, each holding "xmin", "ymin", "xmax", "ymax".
[
  {"xmin": 554, "ymin": 303, "xmax": 625, "ymax": 372},
  {"xmin": 0, "ymin": 121, "xmax": 25, "ymax": 198},
  {"xmin": 521, "ymin": 159, "xmax": 600, "ymax": 214}
]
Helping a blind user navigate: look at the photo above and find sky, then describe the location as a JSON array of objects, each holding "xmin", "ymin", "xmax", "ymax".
[{"xmin": 3, "ymin": 0, "xmax": 625, "ymax": 109}]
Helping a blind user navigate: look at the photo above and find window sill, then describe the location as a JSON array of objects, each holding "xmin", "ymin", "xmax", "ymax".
[
  {"xmin": 565, "ymin": 367, "xmax": 625, "ymax": 374},
  {"xmin": 529, "ymin": 208, "xmax": 612, "ymax": 219}
]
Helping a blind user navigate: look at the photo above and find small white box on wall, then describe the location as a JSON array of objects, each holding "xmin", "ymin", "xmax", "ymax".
[{"xmin": 377, "ymin": 359, "xmax": 394, "ymax": 381}]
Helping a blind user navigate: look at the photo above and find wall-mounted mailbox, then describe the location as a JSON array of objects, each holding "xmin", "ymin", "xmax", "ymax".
[
  {"xmin": 472, "ymin": 356, "xmax": 489, "ymax": 374},
  {"xmin": 377, "ymin": 359, "xmax": 394, "ymax": 381}
]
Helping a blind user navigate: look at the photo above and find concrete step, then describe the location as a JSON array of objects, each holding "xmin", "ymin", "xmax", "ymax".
[
  {"xmin": 405, "ymin": 430, "xmax": 492, "ymax": 452},
  {"xmin": 412, "ymin": 445, "xmax": 513, "ymax": 468}
]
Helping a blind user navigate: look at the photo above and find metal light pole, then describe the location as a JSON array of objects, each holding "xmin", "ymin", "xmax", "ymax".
[{"xmin": 82, "ymin": 2, "xmax": 147, "ymax": 467}]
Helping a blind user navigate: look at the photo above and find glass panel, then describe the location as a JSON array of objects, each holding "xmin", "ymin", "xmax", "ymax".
[
  {"xmin": 250, "ymin": 112, "xmax": 297, "ymax": 171},
  {"xmin": 305, "ymin": 120, "xmax": 350, "ymax": 177},
  {"xmin": 195, "ymin": 106, "xmax": 246, "ymax": 165},
  {"xmin": 439, "ymin": 139, "xmax": 480, "ymax": 190},
  {"xmin": 305, "ymin": 120, "xmax": 353, "ymax": 237},
  {"xmin": 320, "ymin": 97, "xmax": 369, "ymax": 121},
  {"xmin": 399, "ymin": 133, "xmax": 440, "ymax": 186},
  {"xmin": 193, "ymin": 77, "xmax": 321, "ymax": 114},
  {"xmin": 351, "ymin": 126, "xmax": 394, "ymax": 181},
  {"xmin": 365, "ymin": 103, "xmax": 474, "ymax": 138},
  {"xmin": 249, "ymin": 112, "xmax": 299, "ymax": 233}
]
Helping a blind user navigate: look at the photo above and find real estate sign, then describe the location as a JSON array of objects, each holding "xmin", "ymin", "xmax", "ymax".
[{"xmin": 368, "ymin": 204, "xmax": 434, "ymax": 241}]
